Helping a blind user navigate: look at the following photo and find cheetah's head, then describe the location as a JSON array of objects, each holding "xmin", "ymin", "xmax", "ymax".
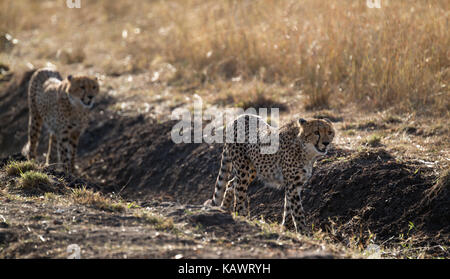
[
  {"xmin": 299, "ymin": 118, "xmax": 335, "ymax": 155},
  {"xmin": 66, "ymin": 75, "xmax": 99, "ymax": 109}
]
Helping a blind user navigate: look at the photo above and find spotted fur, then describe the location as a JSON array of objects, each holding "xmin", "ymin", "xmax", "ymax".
[
  {"xmin": 204, "ymin": 114, "xmax": 335, "ymax": 232},
  {"xmin": 26, "ymin": 68, "xmax": 99, "ymax": 173}
]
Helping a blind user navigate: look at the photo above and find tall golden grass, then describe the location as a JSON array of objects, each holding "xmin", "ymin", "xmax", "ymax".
[{"xmin": 0, "ymin": 0, "xmax": 448, "ymax": 114}]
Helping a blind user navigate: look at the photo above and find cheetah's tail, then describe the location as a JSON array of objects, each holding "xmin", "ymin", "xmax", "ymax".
[{"xmin": 211, "ymin": 145, "xmax": 232, "ymax": 206}]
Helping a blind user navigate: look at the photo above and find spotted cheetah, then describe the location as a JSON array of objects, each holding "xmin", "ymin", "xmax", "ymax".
[
  {"xmin": 26, "ymin": 68, "xmax": 99, "ymax": 173},
  {"xmin": 204, "ymin": 114, "xmax": 335, "ymax": 232}
]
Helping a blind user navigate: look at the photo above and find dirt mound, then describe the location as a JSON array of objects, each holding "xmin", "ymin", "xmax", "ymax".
[
  {"xmin": 0, "ymin": 70, "xmax": 36, "ymax": 158},
  {"xmin": 0, "ymin": 70, "xmax": 448, "ymax": 256},
  {"xmin": 78, "ymin": 115, "xmax": 225, "ymax": 202},
  {"xmin": 304, "ymin": 150, "xmax": 448, "ymax": 244},
  {"xmin": 413, "ymin": 169, "xmax": 450, "ymax": 234}
]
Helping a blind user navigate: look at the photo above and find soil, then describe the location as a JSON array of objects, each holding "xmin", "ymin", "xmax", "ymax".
[
  {"xmin": 0, "ymin": 189, "xmax": 337, "ymax": 259},
  {"xmin": 0, "ymin": 71, "xmax": 448, "ymax": 258}
]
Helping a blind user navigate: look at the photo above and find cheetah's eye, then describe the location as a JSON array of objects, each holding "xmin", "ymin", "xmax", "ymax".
[
  {"xmin": 314, "ymin": 131, "xmax": 320, "ymax": 136},
  {"xmin": 80, "ymin": 85, "xmax": 85, "ymax": 90}
]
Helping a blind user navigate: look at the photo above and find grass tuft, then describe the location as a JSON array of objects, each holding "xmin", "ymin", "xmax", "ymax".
[
  {"xmin": 71, "ymin": 186, "xmax": 125, "ymax": 212},
  {"xmin": 139, "ymin": 212, "xmax": 177, "ymax": 232},
  {"xmin": 365, "ymin": 134, "xmax": 382, "ymax": 147},
  {"xmin": 18, "ymin": 170, "xmax": 51, "ymax": 192},
  {"xmin": 4, "ymin": 160, "xmax": 37, "ymax": 176}
]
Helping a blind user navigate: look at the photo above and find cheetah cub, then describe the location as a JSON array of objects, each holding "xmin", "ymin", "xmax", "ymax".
[
  {"xmin": 26, "ymin": 68, "xmax": 99, "ymax": 173},
  {"xmin": 205, "ymin": 114, "xmax": 335, "ymax": 232}
]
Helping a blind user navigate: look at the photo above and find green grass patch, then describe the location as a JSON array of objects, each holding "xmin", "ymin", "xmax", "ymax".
[
  {"xmin": 4, "ymin": 160, "xmax": 37, "ymax": 176},
  {"xmin": 18, "ymin": 170, "xmax": 51, "ymax": 191}
]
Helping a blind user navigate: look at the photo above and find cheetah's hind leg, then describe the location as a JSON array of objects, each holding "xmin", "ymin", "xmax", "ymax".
[
  {"xmin": 220, "ymin": 177, "xmax": 236, "ymax": 211},
  {"xmin": 229, "ymin": 161, "xmax": 257, "ymax": 217},
  {"xmin": 206, "ymin": 146, "xmax": 232, "ymax": 207}
]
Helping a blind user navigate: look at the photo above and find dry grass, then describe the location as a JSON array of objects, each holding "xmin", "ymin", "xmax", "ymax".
[
  {"xmin": 0, "ymin": 0, "xmax": 448, "ymax": 114},
  {"xmin": 138, "ymin": 212, "xmax": 177, "ymax": 232},
  {"xmin": 71, "ymin": 186, "xmax": 125, "ymax": 212}
]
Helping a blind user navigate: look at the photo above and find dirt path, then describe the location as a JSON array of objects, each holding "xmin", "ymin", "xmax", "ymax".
[{"xmin": 0, "ymin": 171, "xmax": 342, "ymax": 259}]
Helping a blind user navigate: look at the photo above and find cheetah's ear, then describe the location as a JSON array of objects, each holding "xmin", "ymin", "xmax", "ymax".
[
  {"xmin": 323, "ymin": 118, "xmax": 332, "ymax": 124},
  {"xmin": 299, "ymin": 118, "xmax": 307, "ymax": 126},
  {"xmin": 67, "ymin": 75, "xmax": 73, "ymax": 81}
]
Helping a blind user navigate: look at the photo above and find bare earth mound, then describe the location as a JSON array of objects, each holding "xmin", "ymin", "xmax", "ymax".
[
  {"xmin": 305, "ymin": 150, "xmax": 448, "ymax": 250},
  {"xmin": 0, "ymin": 71, "xmax": 448, "ymax": 257}
]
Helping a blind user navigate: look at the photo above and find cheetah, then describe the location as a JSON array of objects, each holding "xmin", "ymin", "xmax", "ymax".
[
  {"xmin": 26, "ymin": 68, "xmax": 99, "ymax": 173},
  {"xmin": 204, "ymin": 114, "xmax": 335, "ymax": 232}
]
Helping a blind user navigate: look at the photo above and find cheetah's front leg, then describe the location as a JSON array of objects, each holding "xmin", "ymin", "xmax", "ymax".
[
  {"xmin": 281, "ymin": 191, "xmax": 294, "ymax": 228},
  {"xmin": 281, "ymin": 161, "xmax": 309, "ymax": 232},
  {"xmin": 285, "ymin": 183, "xmax": 307, "ymax": 233},
  {"xmin": 232, "ymin": 176, "xmax": 249, "ymax": 216},
  {"xmin": 46, "ymin": 133, "xmax": 57, "ymax": 166},
  {"xmin": 68, "ymin": 130, "xmax": 81, "ymax": 174},
  {"xmin": 57, "ymin": 131, "xmax": 79, "ymax": 174},
  {"xmin": 57, "ymin": 136, "xmax": 71, "ymax": 173}
]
